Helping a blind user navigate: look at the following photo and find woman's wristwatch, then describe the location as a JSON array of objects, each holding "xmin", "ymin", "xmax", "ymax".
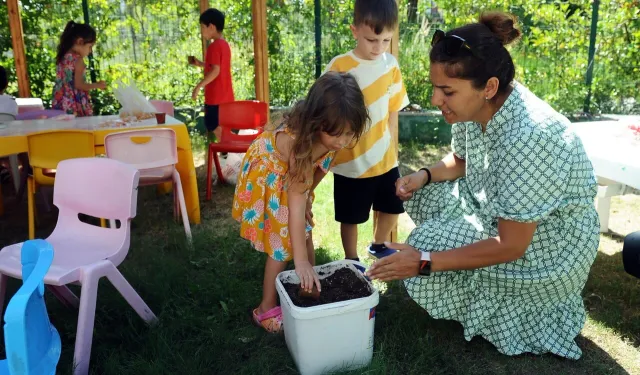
[{"xmin": 419, "ymin": 251, "xmax": 431, "ymax": 276}]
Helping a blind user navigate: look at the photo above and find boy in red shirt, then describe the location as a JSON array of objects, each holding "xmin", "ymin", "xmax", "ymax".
[{"xmin": 190, "ymin": 8, "xmax": 234, "ymax": 141}]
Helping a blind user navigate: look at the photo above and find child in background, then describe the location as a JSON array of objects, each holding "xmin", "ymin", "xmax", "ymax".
[
  {"xmin": 232, "ymin": 72, "xmax": 369, "ymax": 333},
  {"xmin": 190, "ymin": 8, "xmax": 235, "ymax": 142},
  {"xmin": 0, "ymin": 66, "xmax": 18, "ymax": 117},
  {"xmin": 0, "ymin": 66, "xmax": 17, "ymax": 184},
  {"xmin": 324, "ymin": 0, "xmax": 410, "ymax": 260},
  {"xmin": 52, "ymin": 21, "xmax": 106, "ymax": 117}
]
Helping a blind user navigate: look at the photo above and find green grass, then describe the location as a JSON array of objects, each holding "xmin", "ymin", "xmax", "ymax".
[{"xmin": 0, "ymin": 142, "xmax": 638, "ymax": 374}]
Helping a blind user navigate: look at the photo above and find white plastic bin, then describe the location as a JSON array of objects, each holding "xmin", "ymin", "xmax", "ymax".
[{"xmin": 275, "ymin": 260, "xmax": 379, "ymax": 375}]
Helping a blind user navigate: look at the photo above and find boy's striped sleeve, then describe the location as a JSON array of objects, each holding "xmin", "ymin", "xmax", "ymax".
[{"xmin": 389, "ymin": 60, "xmax": 410, "ymax": 112}]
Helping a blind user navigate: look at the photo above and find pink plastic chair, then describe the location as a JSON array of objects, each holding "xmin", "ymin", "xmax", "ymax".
[
  {"xmin": 0, "ymin": 158, "xmax": 157, "ymax": 375},
  {"xmin": 104, "ymin": 128, "xmax": 191, "ymax": 242},
  {"xmin": 149, "ymin": 100, "xmax": 174, "ymax": 117}
]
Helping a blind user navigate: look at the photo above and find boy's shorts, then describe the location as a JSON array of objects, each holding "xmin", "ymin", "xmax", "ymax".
[
  {"xmin": 334, "ymin": 167, "xmax": 405, "ymax": 224},
  {"xmin": 204, "ymin": 104, "xmax": 220, "ymax": 131}
]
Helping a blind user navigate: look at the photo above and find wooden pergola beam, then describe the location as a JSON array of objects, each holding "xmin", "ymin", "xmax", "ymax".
[
  {"xmin": 7, "ymin": 0, "xmax": 30, "ymax": 98},
  {"xmin": 251, "ymin": 0, "xmax": 269, "ymax": 107},
  {"xmin": 199, "ymin": 0, "xmax": 210, "ymax": 60},
  {"xmin": 390, "ymin": 14, "xmax": 400, "ymax": 58}
]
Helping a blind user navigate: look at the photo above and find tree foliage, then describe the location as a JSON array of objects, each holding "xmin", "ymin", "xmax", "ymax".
[{"xmin": 0, "ymin": 0, "xmax": 637, "ymax": 116}]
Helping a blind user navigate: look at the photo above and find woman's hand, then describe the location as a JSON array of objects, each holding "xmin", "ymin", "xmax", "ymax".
[
  {"xmin": 395, "ymin": 170, "xmax": 428, "ymax": 201},
  {"xmin": 295, "ymin": 260, "xmax": 321, "ymax": 293},
  {"xmin": 366, "ymin": 242, "xmax": 422, "ymax": 281},
  {"xmin": 95, "ymin": 81, "xmax": 107, "ymax": 90}
]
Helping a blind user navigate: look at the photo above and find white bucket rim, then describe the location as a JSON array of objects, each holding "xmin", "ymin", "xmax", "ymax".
[{"xmin": 276, "ymin": 259, "xmax": 379, "ymax": 320}]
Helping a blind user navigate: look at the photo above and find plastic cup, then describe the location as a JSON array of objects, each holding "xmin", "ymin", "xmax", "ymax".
[{"xmin": 155, "ymin": 112, "xmax": 166, "ymax": 124}]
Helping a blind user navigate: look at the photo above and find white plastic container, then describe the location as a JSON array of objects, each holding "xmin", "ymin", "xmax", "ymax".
[{"xmin": 275, "ymin": 260, "xmax": 379, "ymax": 375}]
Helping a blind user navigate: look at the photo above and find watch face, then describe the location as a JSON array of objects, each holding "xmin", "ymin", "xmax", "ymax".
[{"xmin": 419, "ymin": 260, "xmax": 431, "ymax": 276}]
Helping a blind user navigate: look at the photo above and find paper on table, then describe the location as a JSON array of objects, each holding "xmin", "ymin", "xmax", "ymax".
[
  {"xmin": 112, "ymin": 80, "xmax": 157, "ymax": 116},
  {"xmin": 96, "ymin": 116, "xmax": 160, "ymax": 129}
]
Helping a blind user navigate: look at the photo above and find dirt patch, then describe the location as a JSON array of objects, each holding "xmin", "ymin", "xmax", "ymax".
[{"xmin": 283, "ymin": 267, "xmax": 372, "ymax": 308}]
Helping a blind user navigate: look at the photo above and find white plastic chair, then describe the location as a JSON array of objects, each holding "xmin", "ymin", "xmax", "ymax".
[
  {"xmin": 105, "ymin": 128, "xmax": 192, "ymax": 242},
  {"xmin": 0, "ymin": 113, "xmax": 14, "ymax": 122},
  {"xmin": 0, "ymin": 158, "xmax": 157, "ymax": 375}
]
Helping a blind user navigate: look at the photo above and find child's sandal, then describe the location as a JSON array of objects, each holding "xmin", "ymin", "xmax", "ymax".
[{"xmin": 252, "ymin": 306, "xmax": 283, "ymax": 333}]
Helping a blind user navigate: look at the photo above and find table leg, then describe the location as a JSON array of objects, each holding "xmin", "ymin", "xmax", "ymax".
[
  {"xmin": 8, "ymin": 154, "xmax": 20, "ymax": 192},
  {"xmin": 596, "ymin": 182, "xmax": 631, "ymax": 233},
  {"xmin": 595, "ymin": 196, "xmax": 611, "ymax": 233},
  {"xmin": 175, "ymin": 149, "xmax": 200, "ymax": 224}
]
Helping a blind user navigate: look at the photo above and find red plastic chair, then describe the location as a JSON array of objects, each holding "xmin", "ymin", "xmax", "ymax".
[{"xmin": 206, "ymin": 100, "xmax": 268, "ymax": 200}]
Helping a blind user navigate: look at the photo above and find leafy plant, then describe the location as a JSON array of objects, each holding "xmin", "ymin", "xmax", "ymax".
[{"xmin": 0, "ymin": 0, "xmax": 637, "ymax": 117}]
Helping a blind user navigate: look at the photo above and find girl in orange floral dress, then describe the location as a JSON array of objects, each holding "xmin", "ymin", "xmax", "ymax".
[{"xmin": 232, "ymin": 72, "xmax": 369, "ymax": 333}]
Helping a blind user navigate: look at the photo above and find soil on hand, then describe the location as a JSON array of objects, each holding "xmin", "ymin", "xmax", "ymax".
[{"xmin": 283, "ymin": 267, "xmax": 372, "ymax": 307}]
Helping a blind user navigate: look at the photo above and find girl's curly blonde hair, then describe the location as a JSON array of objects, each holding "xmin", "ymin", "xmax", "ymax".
[{"xmin": 277, "ymin": 72, "xmax": 369, "ymax": 186}]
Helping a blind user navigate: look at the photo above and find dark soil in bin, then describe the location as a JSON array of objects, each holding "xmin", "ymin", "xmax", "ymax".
[{"xmin": 283, "ymin": 267, "xmax": 372, "ymax": 307}]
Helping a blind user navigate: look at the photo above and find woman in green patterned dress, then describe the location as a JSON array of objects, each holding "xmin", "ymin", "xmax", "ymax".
[{"xmin": 365, "ymin": 12, "xmax": 599, "ymax": 359}]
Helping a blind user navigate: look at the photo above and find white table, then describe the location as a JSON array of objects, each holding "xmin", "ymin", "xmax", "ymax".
[
  {"xmin": 570, "ymin": 117, "xmax": 640, "ymax": 232},
  {"xmin": 0, "ymin": 115, "xmax": 201, "ymax": 224},
  {"xmin": 0, "ymin": 114, "xmax": 162, "ymax": 137}
]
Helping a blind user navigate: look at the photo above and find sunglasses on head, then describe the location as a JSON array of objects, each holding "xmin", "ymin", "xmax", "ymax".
[{"xmin": 431, "ymin": 29, "xmax": 478, "ymax": 58}]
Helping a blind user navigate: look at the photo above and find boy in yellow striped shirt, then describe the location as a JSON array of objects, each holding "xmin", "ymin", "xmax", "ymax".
[{"xmin": 324, "ymin": 0, "xmax": 409, "ymax": 260}]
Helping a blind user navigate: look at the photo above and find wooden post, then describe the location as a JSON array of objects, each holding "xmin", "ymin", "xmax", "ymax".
[
  {"xmin": 374, "ymin": 1, "xmax": 401, "ymax": 243},
  {"xmin": 314, "ymin": 0, "xmax": 322, "ymax": 79},
  {"xmin": 199, "ymin": 0, "xmax": 210, "ymax": 60},
  {"xmin": 390, "ymin": 4, "xmax": 400, "ymax": 243},
  {"xmin": 583, "ymin": 0, "xmax": 600, "ymax": 114},
  {"xmin": 7, "ymin": 0, "xmax": 30, "ymax": 98},
  {"xmin": 389, "ymin": 13, "xmax": 400, "ymax": 58},
  {"xmin": 251, "ymin": 0, "xmax": 270, "ymax": 107}
]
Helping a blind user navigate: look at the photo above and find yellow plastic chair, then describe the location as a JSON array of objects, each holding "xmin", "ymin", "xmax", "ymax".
[{"xmin": 27, "ymin": 130, "xmax": 95, "ymax": 239}]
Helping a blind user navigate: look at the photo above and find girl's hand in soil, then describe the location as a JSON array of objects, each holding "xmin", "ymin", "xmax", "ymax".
[
  {"xmin": 366, "ymin": 242, "xmax": 421, "ymax": 281},
  {"xmin": 295, "ymin": 260, "xmax": 321, "ymax": 293}
]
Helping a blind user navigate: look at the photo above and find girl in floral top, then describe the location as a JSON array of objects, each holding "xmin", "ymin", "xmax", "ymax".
[
  {"xmin": 232, "ymin": 72, "xmax": 369, "ymax": 333},
  {"xmin": 52, "ymin": 21, "xmax": 106, "ymax": 116}
]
